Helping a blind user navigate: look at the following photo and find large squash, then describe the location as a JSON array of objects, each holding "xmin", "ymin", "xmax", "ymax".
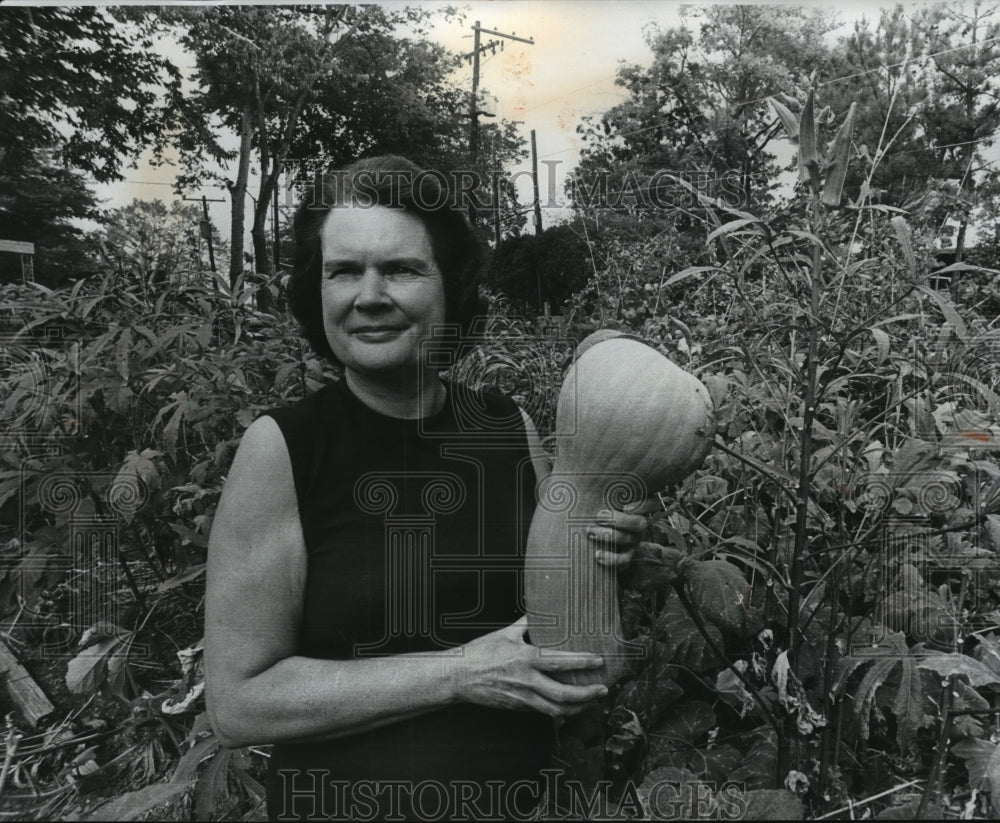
[{"xmin": 524, "ymin": 330, "xmax": 715, "ymax": 685}]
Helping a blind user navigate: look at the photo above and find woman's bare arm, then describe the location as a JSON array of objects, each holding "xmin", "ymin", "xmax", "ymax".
[{"xmin": 205, "ymin": 416, "xmax": 608, "ymax": 749}]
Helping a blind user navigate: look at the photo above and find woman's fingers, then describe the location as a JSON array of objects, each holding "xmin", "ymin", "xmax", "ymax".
[
  {"xmin": 624, "ymin": 497, "xmax": 663, "ymax": 516},
  {"xmin": 595, "ymin": 548, "xmax": 635, "ymax": 568},
  {"xmin": 531, "ymin": 649, "xmax": 604, "ymax": 672},
  {"xmin": 527, "ymin": 671, "xmax": 607, "ymax": 708}
]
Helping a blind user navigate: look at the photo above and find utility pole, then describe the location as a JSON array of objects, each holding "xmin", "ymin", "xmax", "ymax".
[
  {"xmin": 530, "ymin": 129, "xmax": 543, "ymax": 236},
  {"xmin": 530, "ymin": 129, "xmax": 545, "ymax": 313},
  {"xmin": 466, "ymin": 22, "xmax": 534, "ymax": 163},
  {"xmin": 492, "ymin": 140, "xmax": 502, "ymax": 249},
  {"xmin": 183, "ymin": 194, "xmax": 225, "ymax": 273},
  {"xmin": 470, "ymin": 22, "xmax": 482, "ymax": 164}
]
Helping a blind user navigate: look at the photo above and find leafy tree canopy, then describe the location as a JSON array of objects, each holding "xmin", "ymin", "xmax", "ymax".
[
  {"xmin": 0, "ymin": 6, "xmax": 180, "ymax": 182},
  {"xmin": 571, "ymin": 6, "xmax": 838, "ymax": 215}
]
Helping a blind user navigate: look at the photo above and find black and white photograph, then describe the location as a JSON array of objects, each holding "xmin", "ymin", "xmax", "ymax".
[{"xmin": 3, "ymin": 1, "xmax": 1000, "ymax": 820}]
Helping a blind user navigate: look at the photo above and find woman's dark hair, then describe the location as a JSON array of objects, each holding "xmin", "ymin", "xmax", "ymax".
[{"xmin": 287, "ymin": 154, "xmax": 487, "ymax": 366}]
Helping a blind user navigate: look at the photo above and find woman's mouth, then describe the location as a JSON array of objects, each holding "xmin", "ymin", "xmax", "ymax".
[{"xmin": 351, "ymin": 327, "xmax": 406, "ymax": 341}]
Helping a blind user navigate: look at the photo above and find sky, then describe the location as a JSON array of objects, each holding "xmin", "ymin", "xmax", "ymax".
[{"xmin": 78, "ymin": 1, "xmax": 922, "ymax": 247}]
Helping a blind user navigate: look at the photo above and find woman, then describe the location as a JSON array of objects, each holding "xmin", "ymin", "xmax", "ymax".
[{"xmin": 204, "ymin": 156, "xmax": 650, "ymax": 821}]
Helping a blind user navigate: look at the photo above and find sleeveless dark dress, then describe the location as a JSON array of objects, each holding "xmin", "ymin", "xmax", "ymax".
[{"xmin": 260, "ymin": 377, "xmax": 554, "ymax": 821}]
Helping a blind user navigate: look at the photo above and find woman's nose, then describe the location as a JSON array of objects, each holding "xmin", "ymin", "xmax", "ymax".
[{"xmin": 354, "ymin": 268, "xmax": 391, "ymax": 308}]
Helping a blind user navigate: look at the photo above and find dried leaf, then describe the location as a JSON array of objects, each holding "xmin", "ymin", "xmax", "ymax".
[
  {"xmin": 66, "ymin": 635, "xmax": 129, "ymax": 695},
  {"xmin": 772, "ymin": 651, "xmax": 826, "ymax": 734},
  {"xmin": 716, "ymin": 661, "xmax": 755, "ymax": 718}
]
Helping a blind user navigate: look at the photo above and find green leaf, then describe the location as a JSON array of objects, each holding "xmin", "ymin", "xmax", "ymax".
[
  {"xmin": 915, "ymin": 285, "xmax": 968, "ymax": 341},
  {"xmin": 158, "ymin": 564, "xmax": 206, "ymax": 592},
  {"xmin": 172, "ymin": 735, "xmax": 221, "ymax": 784},
  {"xmin": 194, "ymin": 748, "xmax": 234, "ymax": 820},
  {"xmin": 869, "ymin": 327, "xmax": 890, "ymax": 363},
  {"xmin": 645, "ymin": 701, "xmax": 717, "ymax": 772},
  {"xmin": 890, "ymin": 216, "xmax": 918, "ymax": 278},
  {"xmin": 953, "ymin": 738, "xmax": 1000, "ymax": 815},
  {"xmin": 683, "ymin": 559, "xmax": 756, "ymax": 636},
  {"xmin": 769, "ymin": 97, "xmax": 799, "ymax": 139},
  {"xmin": 727, "ymin": 732, "xmax": 777, "ymax": 791},
  {"xmin": 688, "ymin": 744, "xmax": 742, "ymax": 784},
  {"xmin": 622, "ymin": 542, "xmax": 683, "ymax": 594},
  {"xmin": 115, "ymin": 328, "xmax": 132, "ymax": 381},
  {"xmin": 742, "ymin": 789, "xmax": 804, "ymax": 821},
  {"xmin": 891, "ymin": 656, "xmax": 926, "ymax": 752},
  {"xmin": 821, "ymin": 102, "xmax": 856, "ymax": 207},
  {"xmin": 706, "ymin": 218, "xmax": 766, "ymax": 244},
  {"xmin": 112, "ymin": 448, "xmax": 161, "ymax": 524},
  {"xmin": 798, "ymin": 88, "xmax": 820, "ymax": 190},
  {"xmin": 974, "ymin": 633, "xmax": 1000, "ymax": 677},
  {"xmin": 915, "ymin": 653, "xmax": 1000, "ymax": 689},
  {"xmin": 855, "ymin": 656, "xmax": 900, "ymax": 740},
  {"xmin": 639, "ymin": 767, "xmax": 701, "ymax": 819},
  {"xmin": 161, "ymin": 392, "xmax": 187, "ymax": 457},
  {"xmin": 663, "ymin": 266, "xmax": 721, "ymax": 287},
  {"xmin": 84, "ymin": 779, "xmax": 194, "ymax": 822},
  {"xmin": 654, "ymin": 593, "xmax": 722, "ymax": 672}
]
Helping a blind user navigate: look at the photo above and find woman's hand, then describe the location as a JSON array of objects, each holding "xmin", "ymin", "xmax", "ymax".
[
  {"xmin": 455, "ymin": 617, "xmax": 608, "ymax": 716},
  {"xmin": 587, "ymin": 497, "xmax": 662, "ymax": 568}
]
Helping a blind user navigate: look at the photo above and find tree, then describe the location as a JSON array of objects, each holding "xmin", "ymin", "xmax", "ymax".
[
  {"xmin": 0, "ymin": 7, "xmax": 180, "ymax": 286},
  {"xmin": 826, "ymin": 7, "xmax": 943, "ymax": 213},
  {"xmin": 486, "ymin": 224, "xmax": 593, "ymax": 313},
  {"xmin": 920, "ymin": 1, "xmax": 1000, "ymax": 258},
  {"xmin": 94, "ymin": 199, "xmax": 215, "ymax": 291},
  {"xmin": 571, "ymin": 7, "xmax": 838, "ymax": 215},
  {"xmin": 0, "ymin": 6, "xmax": 180, "ymax": 182},
  {"xmin": 824, "ymin": 2, "xmax": 1000, "ymax": 253},
  {"xmin": 0, "ymin": 149, "xmax": 101, "ymax": 286},
  {"xmin": 152, "ymin": 5, "xmax": 524, "ymax": 290}
]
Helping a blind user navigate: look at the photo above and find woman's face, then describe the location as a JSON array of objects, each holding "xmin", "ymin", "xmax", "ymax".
[{"xmin": 320, "ymin": 205, "xmax": 447, "ymax": 378}]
